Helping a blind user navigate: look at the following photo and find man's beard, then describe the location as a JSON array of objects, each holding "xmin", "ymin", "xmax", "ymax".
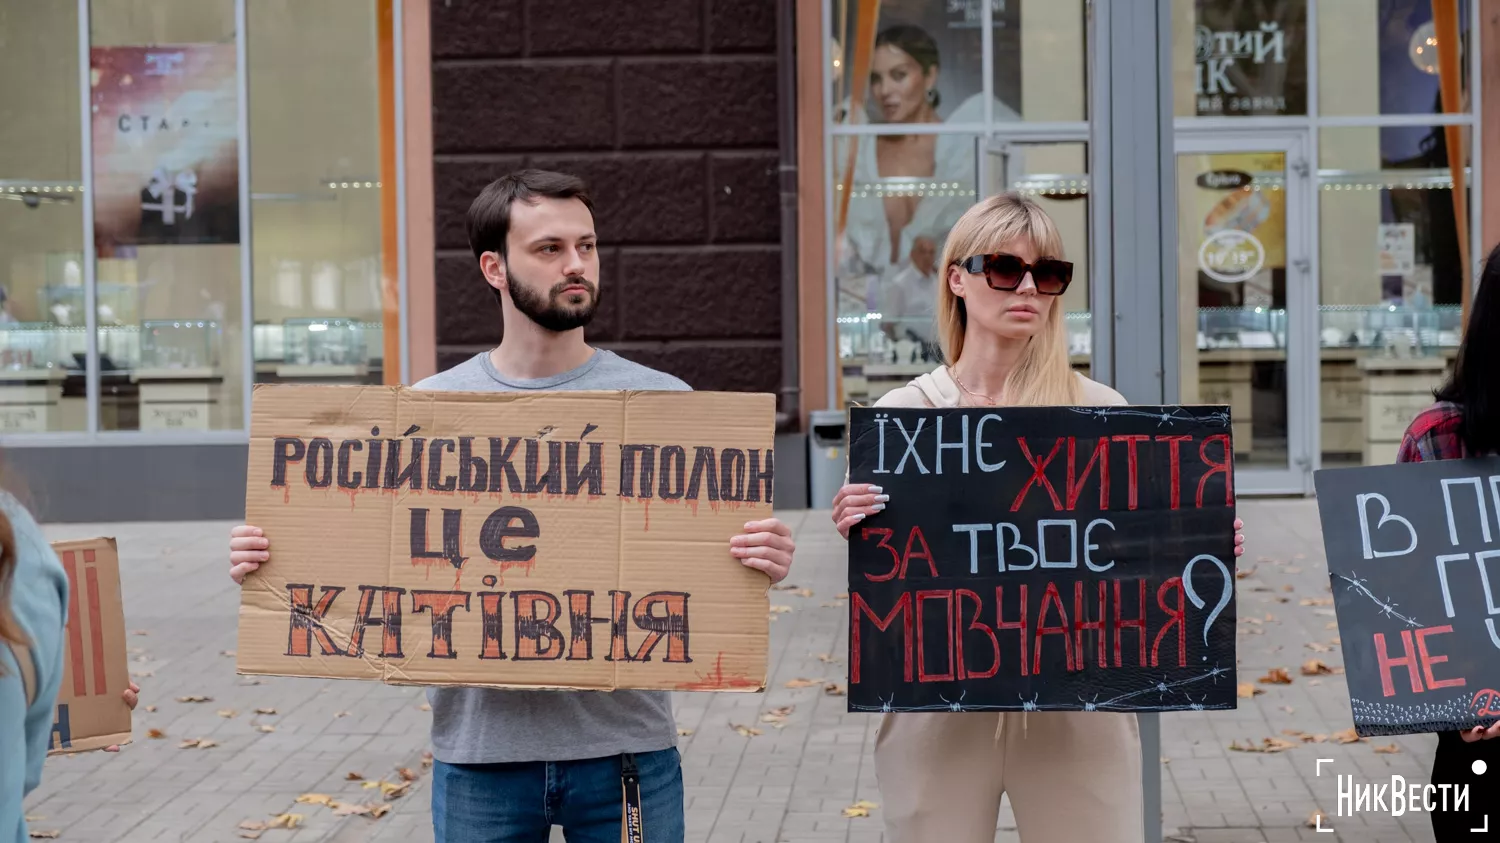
[{"xmin": 506, "ymin": 264, "xmax": 600, "ymax": 333}]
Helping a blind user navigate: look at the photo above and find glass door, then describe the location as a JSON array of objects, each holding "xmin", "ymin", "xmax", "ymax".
[{"xmin": 1175, "ymin": 133, "xmax": 1314, "ymax": 494}]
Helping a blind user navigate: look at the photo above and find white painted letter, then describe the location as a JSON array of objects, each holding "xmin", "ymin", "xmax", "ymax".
[
  {"xmin": 1084, "ymin": 519, "xmax": 1116, "ymax": 572},
  {"xmin": 1357, "ymin": 492, "xmax": 1418, "ymax": 560},
  {"xmin": 952, "ymin": 523, "xmax": 993, "ymax": 575}
]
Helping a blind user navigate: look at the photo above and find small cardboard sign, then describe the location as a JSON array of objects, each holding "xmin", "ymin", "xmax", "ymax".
[
  {"xmin": 48, "ymin": 537, "xmax": 132, "ymax": 754},
  {"xmin": 236, "ymin": 385, "xmax": 775, "ymax": 692},
  {"xmin": 1315, "ymin": 458, "xmax": 1500, "ymax": 737},
  {"xmin": 846, "ymin": 405, "xmax": 1239, "ymax": 713}
]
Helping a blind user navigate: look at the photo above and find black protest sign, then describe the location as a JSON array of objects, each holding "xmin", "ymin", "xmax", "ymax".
[
  {"xmin": 1315, "ymin": 458, "xmax": 1500, "ymax": 737},
  {"xmin": 846, "ymin": 405, "xmax": 1239, "ymax": 714}
]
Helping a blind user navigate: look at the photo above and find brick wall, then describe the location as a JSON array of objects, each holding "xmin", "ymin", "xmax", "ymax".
[{"xmin": 428, "ymin": 0, "xmax": 786, "ymax": 395}]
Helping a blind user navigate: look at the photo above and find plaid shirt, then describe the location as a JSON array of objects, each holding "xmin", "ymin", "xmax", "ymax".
[{"xmin": 1396, "ymin": 402, "xmax": 1466, "ymax": 463}]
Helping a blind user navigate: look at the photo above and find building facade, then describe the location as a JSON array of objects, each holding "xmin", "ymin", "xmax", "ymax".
[{"xmin": 0, "ymin": 0, "xmax": 1495, "ymax": 521}]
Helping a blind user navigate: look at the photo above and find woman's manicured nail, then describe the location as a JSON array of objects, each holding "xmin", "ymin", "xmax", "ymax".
[
  {"xmin": 872, "ymin": 503, "xmax": 886, "ymax": 512},
  {"xmin": 869, "ymin": 486, "xmax": 883, "ymax": 494},
  {"xmin": 852, "ymin": 513, "xmax": 866, "ymax": 522},
  {"xmin": 874, "ymin": 494, "xmax": 890, "ymax": 503}
]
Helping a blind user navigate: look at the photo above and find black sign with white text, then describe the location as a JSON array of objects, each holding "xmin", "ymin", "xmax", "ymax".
[
  {"xmin": 1316, "ymin": 459, "xmax": 1500, "ymax": 737},
  {"xmin": 846, "ymin": 405, "xmax": 1239, "ymax": 714}
]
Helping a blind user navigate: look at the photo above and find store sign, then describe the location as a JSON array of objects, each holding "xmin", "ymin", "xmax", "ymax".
[
  {"xmin": 1194, "ymin": 1, "xmax": 1307, "ymax": 117},
  {"xmin": 1378, "ymin": 223, "xmax": 1417, "ymax": 277},
  {"xmin": 1197, "ymin": 170, "xmax": 1254, "ymax": 190},
  {"xmin": 1199, "ymin": 230, "xmax": 1266, "ymax": 284},
  {"xmin": 90, "ymin": 44, "xmax": 240, "ymax": 258}
]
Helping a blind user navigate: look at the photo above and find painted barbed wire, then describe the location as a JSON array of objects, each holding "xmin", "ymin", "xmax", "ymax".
[
  {"xmin": 1065, "ymin": 407, "xmax": 1233, "ymax": 428},
  {"xmin": 1333, "ymin": 573, "xmax": 1421, "ymax": 628},
  {"xmin": 849, "ymin": 665, "xmax": 1232, "ymax": 713}
]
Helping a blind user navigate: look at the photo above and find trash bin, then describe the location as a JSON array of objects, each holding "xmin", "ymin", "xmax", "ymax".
[{"xmin": 807, "ymin": 409, "xmax": 848, "ymax": 510}]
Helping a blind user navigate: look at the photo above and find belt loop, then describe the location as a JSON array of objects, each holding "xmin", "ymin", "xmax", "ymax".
[{"xmin": 621, "ymin": 753, "xmax": 644, "ymax": 843}]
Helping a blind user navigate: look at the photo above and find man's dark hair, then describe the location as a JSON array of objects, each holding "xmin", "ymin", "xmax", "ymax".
[{"xmin": 465, "ymin": 169, "xmax": 594, "ymax": 263}]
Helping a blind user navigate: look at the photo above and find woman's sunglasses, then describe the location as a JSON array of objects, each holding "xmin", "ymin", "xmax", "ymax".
[{"xmin": 958, "ymin": 253, "xmax": 1074, "ymax": 296}]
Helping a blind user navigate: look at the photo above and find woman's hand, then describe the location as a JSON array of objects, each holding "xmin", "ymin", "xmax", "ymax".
[
  {"xmin": 1233, "ymin": 518, "xmax": 1245, "ymax": 557},
  {"xmin": 832, "ymin": 483, "xmax": 888, "ymax": 539},
  {"xmin": 104, "ymin": 681, "xmax": 141, "ymax": 752},
  {"xmin": 730, "ymin": 519, "xmax": 796, "ymax": 584},
  {"xmin": 230, "ymin": 525, "xmax": 268, "ymax": 585},
  {"xmin": 1461, "ymin": 721, "xmax": 1500, "ymax": 742}
]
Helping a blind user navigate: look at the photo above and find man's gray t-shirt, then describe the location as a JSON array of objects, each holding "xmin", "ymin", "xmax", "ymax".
[{"xmin": 413, "ymin": 349, "xmax": 690, "ymax": 764}]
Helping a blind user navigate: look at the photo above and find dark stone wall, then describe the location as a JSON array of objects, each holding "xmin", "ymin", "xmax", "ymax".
[{"xmin": 429, "ymin": 0, "xmax": 785, "ymax": 395}]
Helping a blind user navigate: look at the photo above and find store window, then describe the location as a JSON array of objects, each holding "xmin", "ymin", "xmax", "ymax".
[
  {"xmin": 1318, "ymin": 0, "xmax": 1470, "ymax": 117},
  {"xmin": 248, "ymin": 0, "xmax": 389, "ymax": 387},
  {"xmin": 89, "ymin": 0, "xmax": 243, "ymax": 432},
  {"xmin": 1172, "ymin": 0, "xmax": 1309, "ymax": 118},
  {"xmin": 0, "ymin": 1, "xmax": 86, "ymax": 432},
  {"xmin": 827, "ymin": 1, "xmax": 1091, "ymax": 407},
  {"xmin": 1318, "ymin": 124, "xmax": 1470, "ymax": 467}
]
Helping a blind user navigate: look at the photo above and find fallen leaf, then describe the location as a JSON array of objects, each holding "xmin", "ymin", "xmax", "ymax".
[
  {"xmin": 370, "ymin": 804, "xmax": 392, "ymax": 819},
  {"xmin": 1228, "ymin": 737, "xmax": 1297, "ymax": 753},
  {"xmin": 178, "ymin": 738, "xmax": 218, "ymax": 749},
  {"xmin": 1281, "ymin": 706, "xmax": 1296, "ymax": 714},
  {"xmin": 842, "ymin": 800, "xmax": 879, "ymax": 818},
  {"xmin": 147, "ymin": 728, "xmax": 166, "ymax": 739},
  {"xmin": 256, "ymin": 725, "xmax": 276, "ymax": 733},
  {"xmin": 238, "ymin": 832, "xmax": 263, "ymax": 841},
  {"xmin": 1235, "ymin": 566, "xmax": 1257, "ymax": 579},
  {"xmin": 29, "ymin": 832, "xmax": 61, "ymax": 840},
  {"xmin": 1326, "ymin": 622, "xmax": 1339, "ymax": 630},
  {"xmin": 1282, "ymin": 584, "xmax": 1295, "ymax": 592},
  {"xmin": 332, "ymin": 803, "xmax": 371, "ymax": 817},
  {"xmin": 254, "ymin": 708, "xmax": 277, "ymax": 716},
  {"xmin": 825, "ymin": 682, "xmax": 848, "ymax": 696},
  {"xmin": 1331, "ymin": 637, "xmax": 1341, "ymax": 645},
  {"xmin": 295, "ymin": 794, "xmax": 334, "ymax": 806},
  {"xmin": 176, "ymin": 695, "xmax": 212, "ymax": 703},
  {"xmin": 346, "ymin": 772, "xmax": 365, "ymax": 781},
  {"xmin": 1304, "ymin": 642, "xmax": 1334, "ymax": 653},
  {"xmin": 1314, "ymin": 609, "xmax": 1337, "ymax": 617},
  {"xmin": 132, "ymin": 629, "xmax": 149, "ymax": 636},
  {"xmin": 237, "ymin": 821, "xmax": 267, "ymax": 831},
  {"xmin": 793, "ymin": 588, "xmax": 814, "ymax": 598},
  {"xmin": 131, "ymin": 670, "xmax": 155, "ymax": 678},
  {"xmin": 731, "ymin": 724, "xmax": 762, "ymax": 737},
  {"xmin": 23, "ymin": 817, "xmax": 43, "ymax": 824},
  {"xmin": 397, "ymin": 767, "xmax": 418, "ymax": 782},
  {"xmin": 760, "ymin": 706, "xmax": 794, "ymax": 728},
  {"xmin": 1332, "ymin": 728, "xmax": 1366, "ymax": 744},
  {"xmin": 1306, "ymin": 810, "xmax": 1327, "ymax": 829},
  {"xmin": 1258, "ymin": 668, "xmax": 1294, "ymax": 685},
  {"xmin": 816, "ymin": 653, "xmax": 841, "ymax": 663},
  {"xmin": 771, "ymin": 583, "xmax": 798, "ymax": 591},
  {"xmin": 267, "ymin": 814, "xmax": 303, "ymax": 829},
  {"xmin": 335, "ymin": 711, "xmax": 350, "ymax": 718},
  {"xmin": 1301, "ymin": 660, "xmax": 1334, "ymax": 676},
  {"xmin": 221, "ymin": 650, "xmax": 236, "ymax": 657},
  {"xmin": 1236, "ymin": 683, "xmax": 1263, "ymax": 699},
  {"xmin": 676, "ymin": 727, "xmax": 694, "ymax": 737},
  {"xmin": 217, "ymin": 709, "xmax": 238, "ymax": 718},
  {"xmin": 1264, "ymin": 613, "xmax": 1279, "ymax": 622},
  {"xmin": 1374, "ymin": 743, "xmax": 1401, "ymax": 754},
  {"xmin": 418, "ymin": 703, "xmax": 431, "ymax": 711},
  {"xmin": 362, "ymin": 781, "xmax": 381, "ymax": 790},
  {"xmin": 128, "ymin": 646, "xmax": 144, "ymax": 655},
  {"xmin": 820, "ymin": 601, "xmax": 847, "ymax": 608},
  {"xmin": 144, "ymin": 705, "xmax": 157, "ymax": 713},
  {"xmin": 768, "ymin": 606, "xmax": 793, "ymax": 614},
  {"xmin": 784, "ymin": 678, "xmax": 820, "ymax": 688},
  {"xmin": 1275, "ymin": 596, "xmax": 1290, "ymax": 603},
  {"xmin": 380, "ymin": 781, "xmax": 411, "ymax": 800},
  {"xmin": 1304, "ymin": 734, "xmax": 1329, "ymax": 743},
  {"xmin": 1300, "ymin": 597, "xmax": 1334, "ymax": 607}
]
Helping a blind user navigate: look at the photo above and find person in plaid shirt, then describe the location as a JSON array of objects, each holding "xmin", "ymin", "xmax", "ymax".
[{"xmin": 1396, "ymin": 242, "xmax": 1500, "ymax": 840}]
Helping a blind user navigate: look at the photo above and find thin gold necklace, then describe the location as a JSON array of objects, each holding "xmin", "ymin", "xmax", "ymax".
[{"xmin": 948, "ymin": 366, "xmax": 999, "ymax": 406}]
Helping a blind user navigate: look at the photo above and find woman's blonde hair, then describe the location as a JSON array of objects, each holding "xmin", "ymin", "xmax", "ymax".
[{"xmin": 936, "ymin": 192, "xmax": 1082, "ymax": 406}]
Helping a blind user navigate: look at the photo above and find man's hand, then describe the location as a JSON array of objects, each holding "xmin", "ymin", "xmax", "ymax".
[
  {"xmin": 104, "ymin": 681, "xmax": 141, "ymax": 752},
  {"xmin": 230, "ymin": 525, "xmax": 268, "ymax": 585},
  {"xmin": 1461, "ymin": 721, "xmax": 1500, "ymax": 743},
  {"xmin": 731, "ymin": 519, "xmax": 795, "ymax": 584}
]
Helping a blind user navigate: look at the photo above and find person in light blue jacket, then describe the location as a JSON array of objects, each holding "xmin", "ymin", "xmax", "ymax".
[{"xmin": 0, "ymin": 492, "xmax": 138, "ymax": 842}]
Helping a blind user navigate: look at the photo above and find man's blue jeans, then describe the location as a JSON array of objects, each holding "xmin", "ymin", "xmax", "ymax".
[{"xmin": 431, "ymin": 748, "xmax": 685, "ymax": 842}]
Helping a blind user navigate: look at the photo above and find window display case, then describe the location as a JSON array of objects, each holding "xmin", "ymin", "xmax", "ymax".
[
  {"xmin": 135, "ymin": 320, "xmax": 224, "ymax": 432},
  {"xmin": 276, "ymin": 317, "xmax": 372, "ymax": 380},
  {"xmin": 0, "ymin": 322, "xmax": 68, "ymax": 432}
]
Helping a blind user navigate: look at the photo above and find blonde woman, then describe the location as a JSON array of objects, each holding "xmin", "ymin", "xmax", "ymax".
[{"xmin": 831, "ymin": 193, "xmax": 1244, "ymax": 842}]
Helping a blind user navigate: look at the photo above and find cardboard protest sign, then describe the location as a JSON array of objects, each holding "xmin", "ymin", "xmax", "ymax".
[
  {"xmin": 1315, "ymin": 458, "xmax": 1500, "ymax": 737},
  {"xmin": 846, "ymin": 405, "xmax": 1239, "ymax": 713},
  {"xmin": 48, "ymin": 538, "xmax": 132, "ymax": 754},
  {"xmin": 237, "ymin": 385, "xmax": 775, "ymax": 693}
]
